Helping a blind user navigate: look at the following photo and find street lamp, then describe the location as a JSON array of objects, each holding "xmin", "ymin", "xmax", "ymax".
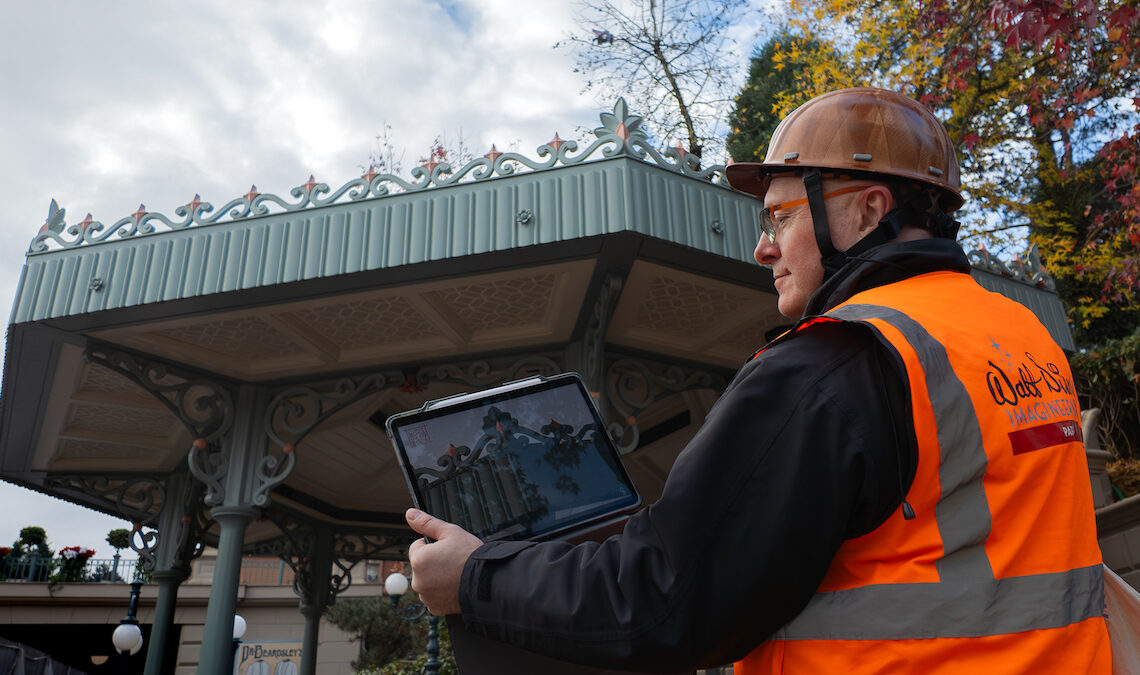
[
  {"xmin": 232, "ymin": 614, "xmax": 247, "ymax": 673},
  {"xmin": 384, "ymin": 572, "xmax": 441, "ymax": 675},
  {"xmin": 112, "ymin": 581, "xmax": 145, "ymax": 672}
]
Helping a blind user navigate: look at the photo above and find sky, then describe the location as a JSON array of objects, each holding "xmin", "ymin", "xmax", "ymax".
[{"xmin": 0, "ymin": 1, "xmax": 767, "ymax": 557}]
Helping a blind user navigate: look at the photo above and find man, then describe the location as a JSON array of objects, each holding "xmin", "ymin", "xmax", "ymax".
[{"xmin": 406, "ymin": 88, "xmax": 1110, "ymax": 672}]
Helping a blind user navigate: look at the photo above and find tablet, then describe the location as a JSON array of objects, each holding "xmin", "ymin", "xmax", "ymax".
[{"xmin": 385, "ymin": 373, "xmax": 641, "ymax": 542}]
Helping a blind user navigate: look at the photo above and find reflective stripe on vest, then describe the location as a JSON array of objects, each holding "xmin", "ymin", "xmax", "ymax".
[{"xmin": 776, "ymin": 302, "xmax": 1103, "ymax": 642}]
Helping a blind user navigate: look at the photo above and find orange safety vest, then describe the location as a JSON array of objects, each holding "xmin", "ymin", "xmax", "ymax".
[{"xmin": 736, "ymin": 270, "xmax": 1110, "ymax": 674}]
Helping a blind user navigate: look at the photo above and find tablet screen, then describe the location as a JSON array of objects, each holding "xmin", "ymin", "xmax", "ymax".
[{"xmin": 387, "ymin": 375, "xmax": 640, "ymax": 542}]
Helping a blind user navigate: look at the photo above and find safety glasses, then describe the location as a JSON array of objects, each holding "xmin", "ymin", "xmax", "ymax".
[{"xmin": 759, "ymin": 185, "xmax": 868, "ymax": 243}]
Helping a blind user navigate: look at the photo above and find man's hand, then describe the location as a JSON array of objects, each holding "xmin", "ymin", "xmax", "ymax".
[{"xmin": 406, "ymin": 508, "xmax": 484, "ymax": 616}]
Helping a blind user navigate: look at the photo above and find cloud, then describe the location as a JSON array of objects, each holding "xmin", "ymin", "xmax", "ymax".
[{"xmin": 0, "ymin": 0, "xmax": 765, "ymax": 557}]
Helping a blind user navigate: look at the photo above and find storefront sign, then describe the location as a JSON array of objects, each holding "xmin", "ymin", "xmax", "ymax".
[{"xmin": 234, "ymin": 640, "xmax": 302, "ymax": 675}]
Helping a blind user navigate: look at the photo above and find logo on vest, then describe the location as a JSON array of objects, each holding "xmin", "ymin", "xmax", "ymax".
[
  {"xmin": 985, "ymin": 351, "xmax": 1074, "ymax": 408},
  {"xmin": 985, "ymin": 343, "xmax": 1081, "ymax": 452}
]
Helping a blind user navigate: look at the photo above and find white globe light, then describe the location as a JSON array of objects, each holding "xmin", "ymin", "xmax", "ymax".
[
  {"xmin": 233, "ymin": 614, "xmax": 248, "ymax": 640},
  {"xmin": 129, "ymin": 634, "xmax": 144, "ymax": 656},
  {"xmin": 112, "ymin": 623, "xmax": 143, "ymax": 653},
  {"xmin": 384, "ymin": 572, "xmax": 409, "ymax": 597}
]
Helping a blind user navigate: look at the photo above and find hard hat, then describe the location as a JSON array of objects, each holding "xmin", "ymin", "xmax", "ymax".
[{"xmin": 726, "ymin": 88, "xmax": 963, "ymax": 211}]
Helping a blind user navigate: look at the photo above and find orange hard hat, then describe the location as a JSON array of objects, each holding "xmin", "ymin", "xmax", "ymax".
[{"xmin": 726, "ymin": 88, "xmax": 963, "ymax": 211}]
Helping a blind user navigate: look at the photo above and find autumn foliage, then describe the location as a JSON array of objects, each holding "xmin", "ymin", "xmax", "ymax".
[{"xmin": 737, "ymin": 0, "xmax": 1140, "ymax": 345}]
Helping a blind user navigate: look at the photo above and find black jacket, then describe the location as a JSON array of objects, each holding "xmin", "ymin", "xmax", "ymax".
[{"xmin": 458, "ymin": 239, "xmax": 973, "ymax": 671}]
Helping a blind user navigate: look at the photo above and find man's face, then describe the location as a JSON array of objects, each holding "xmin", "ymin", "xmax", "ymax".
[
  {"xmin": 753, "ymin": 176, "xmax": 871, "ymax": 318},
  {"xmin": 753, "ymin": 177, "xmax": 827, "ymax": 318}
]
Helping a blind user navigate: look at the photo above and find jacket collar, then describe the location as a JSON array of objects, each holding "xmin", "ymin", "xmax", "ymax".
[{"xmin": 802, "ymin": 238, "xmax": 971, "ymax": 318}]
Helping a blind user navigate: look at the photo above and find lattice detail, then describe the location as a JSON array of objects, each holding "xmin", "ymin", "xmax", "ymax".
[
  {"xmin": 633, "ymin": 276, "xmax": 754, "ymax": 339},
  {"xmin": 429, "ymin": 274, "xmax": 557, "ymax": 332},
  {"xmin": 67, "ymin": 403, "xmax": 177, "ymax": 436},
  {"xmin": 287, "ymin": 296, "xmax": 441, "ymax": 348},
  {"xmin": 156, "ymin": 315, "xmax": 306, "ymax": 359},
  {"xmin": 78, "ymin": 363, "xmax": 147, "ymax": 396},
  {"xmin": 56, "ymin": 440, "xmax": 152, "ymax": 459}
]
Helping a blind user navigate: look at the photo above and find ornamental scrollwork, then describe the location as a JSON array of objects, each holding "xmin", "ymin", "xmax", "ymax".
[
  {"xmin": 605, "ymin": 358, "xmax": 728, "ymax": 453},
  {"xmin": 83, "ymin": 346, "xmax": 232, "ymax": 508},
  {"xmin": 580, "ymin": 272, "xmax": 624, "ymax": 389},
  {"xmin": 42, "ymin": 474, "xmax": 170, "ymax": 573},
  {"xmin": 263, "ymin": 371, "xmax": 402, "ymax": 450},
  {"xmin": 30, "ymin": 99, "xmax": 730, "ymax": 254},
  {"xmin": 256, "ymin": 510, "xmax": 406, "ymax": 608},
  {"xmin": 84, "ymin": 345, "xmax": 234, "ymax": 440},
  {"xmin": 333, "ymin": 531, "xmax": 407, "ymax": 562},
  {"xmin": 43, "ymin": 475, "xmax": 165, "ymax": 525},
  {"xmin": 188, "ymin": 438, "xmax": 228, "ymax": 507},
  {"xmin": 251, "ymin": 447, "xmax": 296, "ymax": 509}
]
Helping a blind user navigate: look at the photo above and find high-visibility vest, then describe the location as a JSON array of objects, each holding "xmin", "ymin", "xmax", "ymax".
[{"xmin": 736, "ymin": 270, "xmax": 1110, "ymax": 674}]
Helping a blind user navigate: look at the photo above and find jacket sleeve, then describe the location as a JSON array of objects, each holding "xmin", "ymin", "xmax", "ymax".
[{"xmin": 457, "ymin": 322, "xmax": 914, "ymax": 672}]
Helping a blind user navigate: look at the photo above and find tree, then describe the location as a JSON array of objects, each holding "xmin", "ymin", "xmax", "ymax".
[
  {"xmin": 736, "ymin": 0, "xmax": 1139, "ymax": 344},
  {"xmin": 324, "ymin": 593, "xmax": 454, "ymax": 672},
  {"xmin": 106, "ymin": 527, "xmax": 131, "ymax": 551},
  {"xmin": 557, "ymin": 0, "xmax": 750, "ymax": 159},
  {"xmin": 727, "ymin": 32, "xmax": 830, "ymax": 162},
  {"xmin": 10, "ymin": 525, "xmax": 54, "ymax": 581}
]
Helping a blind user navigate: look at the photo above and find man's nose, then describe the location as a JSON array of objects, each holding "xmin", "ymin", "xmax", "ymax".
[{"xmin": 754, "ymin": 233, "xmax": 779, "ymax": 265}]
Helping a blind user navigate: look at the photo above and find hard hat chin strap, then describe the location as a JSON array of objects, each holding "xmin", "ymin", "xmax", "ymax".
[
  {"xmin": 802, "ymin": 171, "xmax": 962, "ymax": 280},
  {"xmin": 802, "ymin": 170, "xmax": 848, "ymax": 277}
]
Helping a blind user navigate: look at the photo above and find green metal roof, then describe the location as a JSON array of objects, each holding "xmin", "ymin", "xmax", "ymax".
[
  {"xmin": 14, "ymin": 100, "xmax": 760, "ymax": 325},
  {"xmin": 13, "ymin": 98, "xmax": 1074, "ymax": 350}
]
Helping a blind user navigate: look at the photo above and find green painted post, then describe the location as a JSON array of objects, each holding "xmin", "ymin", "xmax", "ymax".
[
  {"xmin": 143, "ymin": 570, "xmax": 186, "ymax": 675},
  {"xmin": 299, "ymin": 528, "xmax": 334, "ymax": 675},
  {"xmin": 197, "ymin": 507, "xmax": 257, "ymax": 674},
  {"xmin": 195, "ymin": 385, "xmax": 270, "ymax": 674}
]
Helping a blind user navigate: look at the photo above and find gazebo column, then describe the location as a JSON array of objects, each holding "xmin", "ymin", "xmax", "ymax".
[
  {"xmin": 298, "ymin": 527, "xmax": 335, "ymax": 675},
  {"xmin": 142, "ymin": 472, "xmax": 204, "ymax": 675},
  {"xmin": 145, "ymin": 569, "xmax": 187, "ymax": 675},
  {"xmin": 199, "ymin": 506, "xmax": 258, "ymax": 673},
  {"xmin": 194, "ymin": 385, "xmax": 285, "ymax": 675}
]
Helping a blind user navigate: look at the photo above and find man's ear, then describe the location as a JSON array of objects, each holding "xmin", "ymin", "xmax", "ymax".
[{"xmin": 859, "ymin": 185, "xmax": 895, "ymax": 235}]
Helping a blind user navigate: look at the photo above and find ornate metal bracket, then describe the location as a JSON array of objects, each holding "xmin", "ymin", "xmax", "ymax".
[
  {"xmin": 263, "ymin": 354, "xmax": 564, "ymax": 455},
  {"xmin": 43, "ymin": 474, "xmax": 164, "ymax": 526},
  {"xmin": 85, "ymin": 346, "xmax": 233, "ymax": 509},
  {"xmin": 577, "ymin": 272, "xmax": 624, "ymax": 393},
  {"xmin": 605, "ymin": 358, "xmax": 728, "ymax": 453},
  {"xmin": 264, "ymin": 370, "xmax": 403, "ymax": 451},
  {"xmin": 42, "ymin": 473, "xmax": 212, "ymax": 575},
  {"xmin": 254, "ymin": 354, "xmax": 563, "ymax": 513},
  {"xmin": 255, "ymin": 510, "xmax": 407, "ymax": 609},
  {"xmin": 42, "ymin": 474, "xmax": 166, "ymax": 572},
  {"xmin": 84, "ymin": 344, "xmax": 235, "ymax": 441}
]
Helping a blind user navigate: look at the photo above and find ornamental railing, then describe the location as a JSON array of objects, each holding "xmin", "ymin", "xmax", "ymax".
[
  {"xmin": 0, "ymin": 555, "xmax": 144, "ymax": 583},
  {"xmin": 29, "ymin": 98, "xmax": 728, "ymax": 254}
]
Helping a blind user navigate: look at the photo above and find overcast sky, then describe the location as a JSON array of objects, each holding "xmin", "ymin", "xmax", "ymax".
[{"xmin": 0, "ymin": 1, "xmax": 767, "ymax": 557}]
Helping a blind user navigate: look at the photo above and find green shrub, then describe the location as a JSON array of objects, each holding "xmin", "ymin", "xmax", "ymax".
[{"xmin": 1071, "ymin": 330, "xmax": 1140, "ymax": 459}]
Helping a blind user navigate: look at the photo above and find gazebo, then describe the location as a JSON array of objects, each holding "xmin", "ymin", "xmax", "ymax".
[{"xmin": 0, "ymin": 99, "xmax": 1071, "ymax": 674}]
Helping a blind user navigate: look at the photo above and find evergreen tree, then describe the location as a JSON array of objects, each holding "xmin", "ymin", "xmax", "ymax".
[{"xmin": 727, "ymin": 33, "xmax": 827, "ymax": 162}]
